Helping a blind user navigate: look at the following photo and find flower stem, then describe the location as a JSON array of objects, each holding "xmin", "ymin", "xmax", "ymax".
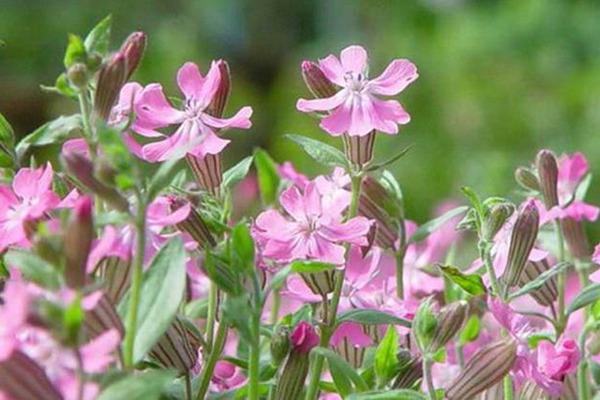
[
  {"xmin": 555, "ymin": 221, "xmax": 567, "ymax": 335},
  {"xmin": 248, "ymin": 318, "xmax": 261, "ymax": 400},
  {"xmin": 305, "ymin": 174, "xmax": 362, "ymax": 400},
  {"xmin": 423, "ymin": 358, "xmax": 436, "ymax": 400},
  {"xmin": 479, "ymin": 239, "xmax": 502, "ymax": 298},
  {"xmin": 184, "ymin": 373, "xmax": 192, "ymax": 400},
  {"xmin": 195, "ymin": 321, "xmax": 229, "ymax": 400},
  {"xmin": 77, "ymin": 90, "xmax": 97, "ymax": 159},
  {"xmin": 123, "ymin": 197, "xmax": 147, "ymax": 368},
  {"xmin": 205, "ymin": 282, "xmax": 218, "ymax": 353},
  {"xmin": 503, "ymin": 375, "xmax": 513, "ymax": 400},
  {"xmin": 578, "ymin": 324, "xmax": 590, "ymax": 400}
]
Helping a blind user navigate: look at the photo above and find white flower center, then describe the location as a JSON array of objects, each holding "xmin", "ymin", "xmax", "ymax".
[
  {"xmin": 184, "ymin": 98, "xmax": 206, "ymax": 119},
  {"xmin": 344, "ymin": 72, "xmax": 368, "ymax": 93}
]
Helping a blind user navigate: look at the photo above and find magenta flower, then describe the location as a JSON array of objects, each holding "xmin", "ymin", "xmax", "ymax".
[
  {"xmin": 134, "ymin": 61, "xmax": 252, "ymax": 162},
  {"xmin": 254, "ymin": 182, "xmax": 371, "ymax": 265},
  {"xmin": 290, "ymin": 321, "xmax": 319, "ymax": 354},
  {"xmin": 0, "ymin": 278, "xmax": 30, "ymax": 361},
  {"xmin": 297, "ymin": 45, "xmax": 418, "ymax": 137},
  {"xmin": 537, "ymin": 339, "xmax": 579, "ymax": 381},
  {"xmin": 0, "ymin": 163, "xmax": 60, "ymax": 252},
  {"xmin": 211, "ymin": 361, "xmax": 246, "ymax": 392}
]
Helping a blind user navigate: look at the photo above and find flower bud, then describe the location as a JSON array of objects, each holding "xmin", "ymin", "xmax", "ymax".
[
  {"xmin": 300, "ymin": 269, "xmax": 338, "ymax": 297},
  {"xmin": 536, "ymin": 150, "xmax": 559, "ymax": 209},
  {"xmin": 270, "ymin": 327, "xmax": 291, "ymax": 365},
  {"xmin": 95, "ymin": 156, "xmax": 118, "ymax": 186},
  {"xmin": 186, "ymin": 153, "xmax": 223, "ymax": 196},
  {"xmin": 501, "ymin": 200, "xmax": 540, "ymax": 287},
  {"xmin": 206, "ymin": 60, "xmax": 230, "ymax": 118},
  {"xmin": 67, "ymin": 62, "xmax": 89, "ymax": 88},
  {"xmin": 392, "ymin": 351, "xmax": 423, "ymax": 389},
  {"xmin": 343, "ymin": 132, "xmax": 376, "ymax": 167},
  {"xmin": 445, "ymin": 339, "xmax": 517, "ymax": 400},
  {"xmin": 359, "ymin": 176, "xmax": 401, "ymax": 250},
  {"xmin": 149, "ymin": 316, "xmax": 198, "ymax": 373},
  {"xmin": 518, "ymin": 381, "xmax": 551, "ymax": 400},
  {"xmin": 515, "ymin": 167, "xmax": 540, "ymax": 192},
  {"xmin": 482, "ymin": 202, "xmax": 515, "ymax": 241},
  {"xmin": 64, "ymin": 196, "xmax": 94, "ymax": 289},
  {"xmin": 62, "ymin": 152, "xmax": 129, "ymax": 212},
  {"xmin": 94, "ymin": 52, "xmax": 127, "ymax": 121},
  {"xmin": 426, "ymin": 300, "xmax": 469, "ymax": 354},
  {"xmin": 119, "ymin": 31, "xmax": 147, "ymax": 79},
  {"xmin": 561, "ymin": 217, "xmax": 591, "ymax": 259},
  {"xmin": 169, "ymin": 197, "xmax": 216, "ymax": 248},
  {"xmin": 83, "ymin": 293, "xmax": 124, "ymax": 340},
  {"xmin": 0, "ymin": 350, "xmax": 63, "ymax": 400},
  {"xmin": 98, "ymin": 256, "xmax": 132, "ymax": 304},
  {"xmin": 274, "ymin": 322, "xmax": 319, "ymax": 400},
  {"xmin": 518, "ymin": 259, "xmax": 557, "ymax": 307},
  {"xmin": 479, "ymin": 382, "xmax": 505, "ymax": 399},
  {"xmin": 301, "ymin": 61, "xmax": 338, "ymax": 99}
]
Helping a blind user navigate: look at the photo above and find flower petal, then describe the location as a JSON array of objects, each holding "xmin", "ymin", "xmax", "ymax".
[
  {"xmin": 318, "ymin": 55, "xmax": 345, "ymax": 86},
  {"xmin": 200, "ymin": 106, "xmax": 253, "ymax": 129},
  {"xmin": 196, "ymin": 61, "xmax": 221, "ymax": 107},
  {"xmin": 369, "ymin": 59, "xmax": 418, "ymax": 96},
  {"xmin": 296, "ymin": 90, "xmax": 347, "ymax": 113},
  {"xmin": 320, "ymin": 99, "xmax": 353, "ymax": 136},
  {"xmin": 279, "ymin": 186, "xmax": 307, "ymax": 222},
  {"xmin": 135, "ymin": 83, "xmax": 186, "ymax": 127},
  {"xmin": 177, "ymin": 62, "xmax": 205, "ymax": 99},
  {"xmin": 13, "ymin": 163, "xmax": 54, "ymax": 200},
  {"xmin": 340, "ymin": 45, "xmax": 368, "ymax": 74}
]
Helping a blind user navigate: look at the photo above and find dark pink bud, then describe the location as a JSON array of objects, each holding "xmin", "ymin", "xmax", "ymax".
[
  {"xmin": 291, "ymin": 321, "xmax": 319, "ymax": 354},
  {"xmin": 64, "ymin": 196, "xmax": 94, "ymax": 288},
  {"xmin": 206, "ymin": 60, "xmax": 231, "ymax": 119},
  {"xmin": 119, "ymin": 31, "xmax": 147, "ymax": 79},
  {"xmin": 536, "ymin": 150, "xmax": 559, "ymax": 208},
  {"xmin": 94, "ymin": 52, "xmax": 127, "ymax": 120},
  {"xmin": 301, "ymin": 61, "xmax": 338, "ymax": 99}
]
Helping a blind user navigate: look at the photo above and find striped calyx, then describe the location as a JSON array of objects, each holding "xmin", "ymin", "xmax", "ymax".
[
  {"xmin": 359, "ymin": 176, "xmax": 402, "ymax": 250},
  {"xmin": 515, "ymin": 167, "xmax": 540, "ymax": 192},
  {"xmin": 170, "ymin": 197, "xmax": 216, "ymax": 248},
  {"xmin": 300, "ymin": 269, "xmax": 338, "ymax": 296},
  {"xmin": 561, "ymin": 217, "xmax": 591, "ymax": 259},
  {"xmin": 445, "ymin": 338, "xmax": 517, "ymax": 400},
  {"xmin": 517, "ymin": 259, "xmax": 558, "ymax": 307},
  {"xmin": 186, "ymin": 153, "xmax": 223, "ymax": 196},
  {"xmin": 83, "ymin": 293, "xmax": 124, "ymax": 340},
  {"xmin": 149, "ymin": 316, "xmax": 199, "ymax": 373},
  {"xmin": 425, "ymin": 300, "xmax": 469, "ymax": 354},
  {"xmin": 94, "ymin": 52, "xmax": 127, "ymax": 121},
  {"xmin": 536, "ymin": 150, "xmax": 559, "ymax": 209},
  {"xmin": 482, "ymin": 202, "xmax": 514, "ymax": 241},
  {"xmin": 392, "ymin": 350, "xmax": 423, "ymax": 389},
  {"xmin": 0, "ymin": 351, "xmax": 63, "ymax": 400},
  {"xmin": 501, "ymin": 200, "xmax": 539, "ymax": 287},
  {"xmin": 343, "ymin": 132, "xmax": 376, "ymax": 167}
]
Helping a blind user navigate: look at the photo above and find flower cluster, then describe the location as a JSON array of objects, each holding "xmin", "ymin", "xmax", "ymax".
[{"xmin": 0, "ymin": 16, "xmax": 599, "ymax": 400}]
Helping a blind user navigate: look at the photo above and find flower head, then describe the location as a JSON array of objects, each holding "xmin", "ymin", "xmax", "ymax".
[
  {"xmin": 290, "ymin": 321, "xmax": 319, "ymax": 354},
  {"xmin": 297, "ymin": 45, "xmax": 418, "ymax": 137}
]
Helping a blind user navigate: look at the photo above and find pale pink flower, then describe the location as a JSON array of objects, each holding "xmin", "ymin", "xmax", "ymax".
[
  {"xmin": 297, "ymin": 45, "xmax": 418, "ymax": 137},
  {"xmin": 279, "ymin": 162, "xmax": 309, "ymax": 189},
  {"xmin": 0, "ymin": 163, "xmax": 60, "ymax": 252},
  {"xmin": 330, "ymin": 322, "xmax": 373, "ymax": 349},
  {"xmin": 211, "ymin": 361, "xmax": 246, "ymax": 392},
  {"xmin": 134, "ymin": 61, "xmax": 252, "ymax": 162},
  {"xmin": 537, "ymin": 338, "xmax": 579, "ymax": 381},
  {"xmin": 254, "ymin": 182, "xmax": 371, "ymax": 265},
  {"xmin": 0, "ymin": 278, "xmax": 30, "ymax": 361}
]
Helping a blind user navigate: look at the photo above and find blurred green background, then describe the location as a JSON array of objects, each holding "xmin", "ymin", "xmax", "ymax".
[{"xmin": 2, "ymin": 0, "xmax": 600, "ymax": 231}]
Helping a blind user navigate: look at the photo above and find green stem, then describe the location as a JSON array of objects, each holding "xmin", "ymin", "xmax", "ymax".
[
  {"xmin": 270, "ymin": 289, "xmax": 281, "ymax": 325},
  {"xmin": 205, "ymin": 282, "xmax": 218, "ymax": 353},
  {"xmin": 123, "ymin": 198, "xmax": 147, "ymax": 368},
  {"xmin": 77, "ymin": 90, "xmax": 96, "ymax": 158},
  {"xmin": 195, "ymin": 321, "xmax": 229, "ymax": 400},
  {"xmin": 305, "ymin": 175, "xmax": 362, "ymax": 400},
  {"xmin": 578, "ymin": 325, "xmax": 590, "ymax": 400},
  {"xmin": 184, "ymin": 373, "xmax": 192, "ymax": 400},
  {"xmin": 503, "ymin": 375, "xmax": 513, "ymax": 400},
  {"xmin": 555, "ymin": 221, "xmax": 567, "ymax": 335},
  {"xmin": 479, "ymin": 240, "xmax": 502, "ymax": 298},
  {"xmin": 423, "ymin": 359, "xmax": 436, "ymax": 400},
  {"xmin": 248, "ymin": 317, "xmax": 261, "ymax": 400},
  {"xmin": 395, "ymin": 239, "xmax": 406, "ymax": 299}
]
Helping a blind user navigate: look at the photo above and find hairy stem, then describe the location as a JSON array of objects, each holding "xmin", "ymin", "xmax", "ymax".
[
  {"xmin": 555, "ymin": 221, "xmax": 567, "ymax": 335},
  {"xmin": 205, "ymin": 282, "xmax": 218, "ymax": 353},
  {"xmin": 423, "ymin": 358, "xmax": 436, "ymax": 400},
  {"xmin": 578, "ymin": 325, "xmax": 590, "ymax": 400},
  {"xmin": 479, "ymin": 240, "xmax": 502, "ymax": 297},
  {"xmin": 195, "ymin": 321, "xmax": 229, "ymax": 400}
]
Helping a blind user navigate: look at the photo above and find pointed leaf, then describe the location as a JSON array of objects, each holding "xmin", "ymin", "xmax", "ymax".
[
  {"xmin": 347, "ymin": 390, "xmax": 427, "ymax": 400},
  {"xmin": 285, "ymin": 134, "xmax": 349, "ymax": 170},
  {"xmin": 409, "ymin": 206, "xmax": 468, "ymax": 244},
  {"xmin": 84, "ymin": 15, "xmax": 112, "ymax": 56},
  {"xmin": 312, "ymin": 347, "xmax": 369, "ymax": 393},
  {"xmin": 439, "ymin": 264, "xmax": 487, "ymax": 296},
  {"xmin": 16, "ymin": 115, "xmax": 83, "ymax": 161},
  {"xmin": 365, "ymin": 144, "xmax": 413, "ymax": 172},
  {"xmin": 337, "ymin": 309, "xmax": 411, "ymax": 328},
  {"xmin": 97, "ymin": 370, "xmax": 176, "ymax": 400},
  {"xmin": 222, "ymin": 156, "xmax": 254, "ymax": 189},
  {"xmin": 375, "ymin": 326, "xmax": 399, "ymax": 384},
  {"xmin": 567, "ymin": 282, "xmax": 600, "ymax": 315},
  {"xmin": 253, "ymin": 149, "xmax": 280, "ymax": 205}
]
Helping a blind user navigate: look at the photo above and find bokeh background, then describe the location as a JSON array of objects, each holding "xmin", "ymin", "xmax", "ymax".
[{"xmin": 1, "ymin": 0, "xmax": 600, "ymax": 236}]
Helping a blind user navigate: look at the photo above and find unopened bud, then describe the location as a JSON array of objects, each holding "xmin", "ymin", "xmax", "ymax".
[
  {"xmin": 515, "ymin": 167, "xmax": 540, "ymax": 192},
  {"xmin": 343, "ymin": 132, "xmax": 376, "ymax": 167},
  {"xmin": 149, "ymin": 316, "xmax": 198, "ymax": 373},
  {"xmin": 300, "ymin": 269, "xmax": 338, "ymax": 297},
  {"xmin": 501, "ymin": 200, "xmax": 539, "ymax": 287},
  {"xmin": 98, "ymin": 256, "xmax": 132, "ymax": 304},
  {"xmin": 359, "ymin": 176, "xmax": 401, "ymax": 250},
  {"xmin": 169, "ymin": 197, "xmax": 216, "ymax": 248},
  {"xmin": 412, "ymin": 297, "xmax": 438, "ymax": 353},
  {"xmin": 67, "ymin": 62, "xmax": 89, "ymax": 88},
  {"xmin": 561, "ymin": 217, "xmax": 591, "ymax": 259},
  {"xmin": 270, "ymin": 327, "xmax": 291, "ymax": 365},
  {"xmin": 445, "ymin": 339, "xmax": 517, "ymax": 400},
  {"xmin": 206, "ymin": 60, "xmax": 230, "ymax": 118},
  {"xmin": 62, "ymin": 152, "xmax": 129, "ymax": 212},
  {"xmin": 64, "ymin": 196, "xmax": 93, "ymax": 288},
  {"xmin": 392, "ymin": 351, "xmax": 423, "ymax": 389},
  {"xmin": 119, "ymin": 31, "xmax": 147, "ymax": 79},
  {"xmin": 536, "ymin": 150, "xmax": 559, "ymax": 209},
  {"xmin": 426, "ymin": 300, "xmax": 469, "ymax": 354},
  {"xmin": 186, "ymin": 153, "xmax": 223, "ymax": 196},
  {"xmin": 94, "ymin": 52, "xmax": 127, "ymax": 121},
  {"xmin": 518, "ymin": 259, "xmax": 557, "ymax": 307},
  {"xmin": 0, "ymin": 351, "xmax": 63, "ymax": 400},
  {"xmin": 83, "ymin": 293, "xmax": 124, "ymax": 341},
  {"xmin": 517, "ymin": 381, "xmax": 551, "ymax": 400},
  {"xmin": 482, "ymin": 202, "xmax": 515, "ymax": 241},
  {"xmin": 301, "ymin": 61, "xmax": 338, "ymax": 99}
]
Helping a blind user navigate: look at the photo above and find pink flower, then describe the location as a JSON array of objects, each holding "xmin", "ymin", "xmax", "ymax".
[
  {"xmin": 297, "ymin": 45, "xmax": 418, "ymax": 137},
  {"xmin": 537, "ymin": 339, "xmax": 579, "ymax": 381},
  {"xmin": 0, "ymin": 278, "xmax": 30, "ymax": 361},
  {"xmin": 290, "ymin": 322, "xmax": 319, "ymax": 354},
  {"xmin": 254, "ymin": 182, "xmax": 371, "ymax": 265},
  {"xmin": 134, "ymin": 61, "xmax": 252, "ymax": 162},
  {"xmin": 0, "ymin": 163, "xmax": 60, "ymax": 252},
  {"xmin": 279, "ymin": 162, "xmax": 309, "ymax": 189},
  {"xmin": 330, "ymin": 322, "xmax": 373, "ymax": 349},
  {"xmin": 211, "ymin": 361, "xmax": 246, "ymax": 392}
]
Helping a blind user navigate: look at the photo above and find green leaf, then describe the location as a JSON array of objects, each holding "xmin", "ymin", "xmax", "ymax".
[
  {"xmin": 266, "ymin": 264, "xmax": 292, "ymax": 294},
  {"xmin": 253, "ymin": 148, "xmax": 280, "ymax": 205},
  {"xmin": 16, "ymin": 115, "xmax": 83, "ymax": 161},
  {"xmin": 118, "ymin": 238, "xmax": 187, "ymax": 363},
  {"xmin": 147, "ymin": 158, "xmax": 182, "ymax": 201},
  {"xmin": 0, "ymin": 112, "xmax": 15, "ymax": 151},
  {"xmin": 567, "ymin": 282, "xmax": 600, "ymax": 315},
  {"xmin": 459, "ymin": 315, "xmax": 480, "ymax": 344},
  {"xmin": 347, "ymin": 390, "xmax": 427, "ymax": 400},
  {"xmin": 337, "ymin": 309, "xmax": 411, "ymax": 328},
  {"xmin": 63, "ymin": 34, "xmax": 87, "ymax": 68},
  {"xmin": 312, "ymin": 347, "xmax": 369, "ymax": 393},
  {"xmin": 365, "ymin": 144, "xmax": 413, "ymax": 172},
  {"xmin": 84, "ymin": 15, "xmax": 112, "ymax": 56},
  {"xmin": 222, "ymin": 156, "xmax": 254, "ymax": 189},
  {"xmin": 222, "ymin": 295, "xmax": 253, "ymax": 344},
  {"xmin": 204, "ymin": 252, "xmax": 244, "ymax": 295},
  {"xmin": 4, "ymin": 251, "xmax": 61, "ymax": 290},
  {"xmin": 509, "ymin": 261, "xmax": 571, "ymax": 301},
  {"xmin": 40, "ymin": 73, "xmax": 78, "ymax": 100},
  {"xmin": 409, "ymin": 206, "xmax": 468, "ymax": 243},
  {"xmin": 230, "ymin": 223, "xmax": 255, "ymax": 275},
  {"xmin": 438, "ymin": 265, "xmax": 487, "ymax": 296},
  {"xmin": 98, "ymin": 370, "xmax": 176, "ymax": 400},
  {"xmin": 375, "ymin": 326, "xmax": 399, "ymax": 385},
  {"xmin": 63, "ymin": 294, "xmax": 84, "ymax": 344},
  {"xmin": 184, "ymin": 298, "xmax": 208, "ymax": 320},
  {"xmin": 97, "ymin": 124, "xmax": 136, "ymax": 190},
  {"xmin": 460, "ymin": 187, "xmax": 484, "ymax": 217},
  {"xmin": 290, "ymin": 260, "xmax": 336, "ymax": 274},
  {"xmin": 285, "ymin": 134, "xmax": 350, "ymax": 170}
]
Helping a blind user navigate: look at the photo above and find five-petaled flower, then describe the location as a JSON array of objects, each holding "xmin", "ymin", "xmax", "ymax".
[{"xmin": 297, "ymin": 45, "xmax": 418, "ymax": 137}]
